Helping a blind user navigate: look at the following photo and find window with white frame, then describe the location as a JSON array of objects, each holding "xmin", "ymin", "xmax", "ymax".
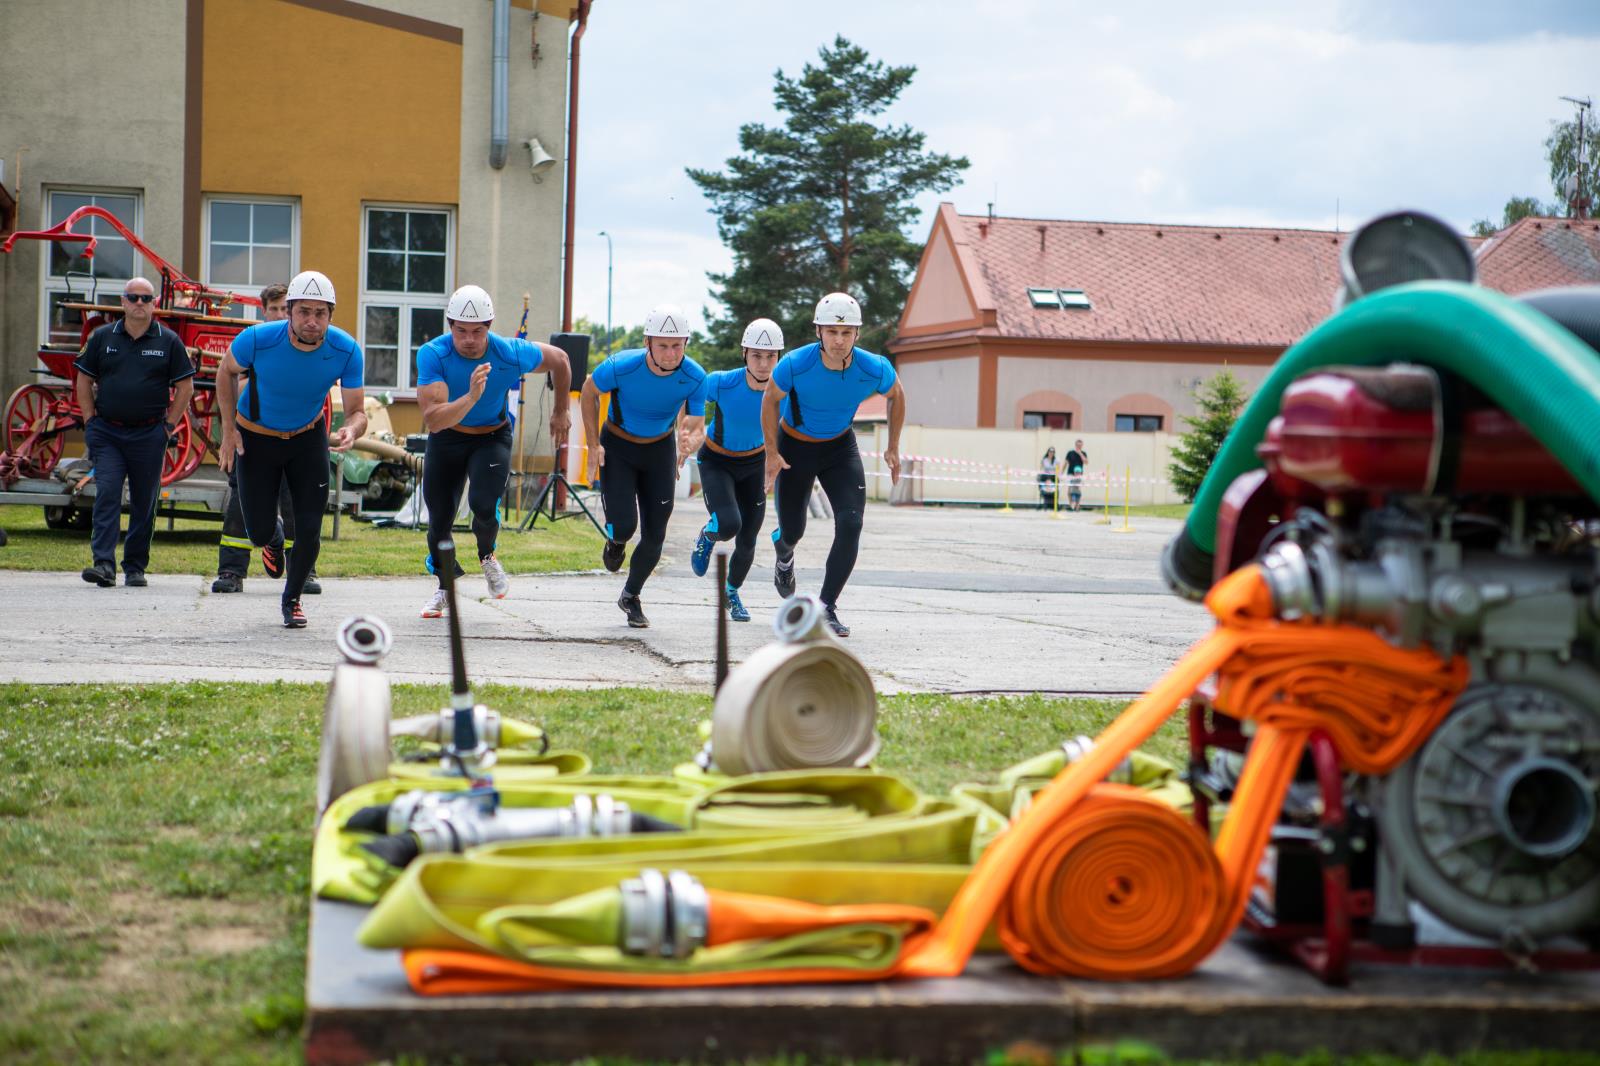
[
  {"xmin": 203, "ymin": 197, "xmax": 297, "ymax": 318},
  {"xmin": 41, "ymin": 189, "xmax": 141, "ymax": 347},
  {"xmin": 359, "ymin": 205, "xmax": 453, "ymax": 390}
]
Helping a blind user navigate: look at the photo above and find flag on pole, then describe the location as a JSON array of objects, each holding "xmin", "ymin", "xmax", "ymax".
[{"xmin": 515, "ymin": 294, "xmax": 529, "ymax": 339}]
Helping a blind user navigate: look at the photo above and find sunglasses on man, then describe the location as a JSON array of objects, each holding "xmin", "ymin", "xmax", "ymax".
[{"xmin": 123, "ymin": 293, "xmax": 156, "ymax": 304}]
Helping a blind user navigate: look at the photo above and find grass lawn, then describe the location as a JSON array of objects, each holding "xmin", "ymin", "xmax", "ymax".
[
  {"xmin": 0, "ymin": 505, "xmax": 603, "ymax": 577},
  {"xmin": 1, "ymin": 682, "xmax": 1589, "ymax": 1066}
]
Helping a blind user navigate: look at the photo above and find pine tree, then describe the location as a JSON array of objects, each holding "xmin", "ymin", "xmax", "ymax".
[
  {"xmin": 687, "ymin": 36, "xmax": 968, "ymax": 360},
  {"xmin": 1168, "ymin": 370, "xmax": 1250, "ymax": 503}
]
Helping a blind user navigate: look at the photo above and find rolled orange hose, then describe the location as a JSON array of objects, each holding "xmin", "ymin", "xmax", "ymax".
[{"xmin": 997, "ymin": 785, "xmax": 1228, "ymax": 980}]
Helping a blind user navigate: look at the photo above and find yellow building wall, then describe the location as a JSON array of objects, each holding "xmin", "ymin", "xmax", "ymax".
[{"xmin": 199, "ymin": 0, "xmax": 462, "ymax": 329}]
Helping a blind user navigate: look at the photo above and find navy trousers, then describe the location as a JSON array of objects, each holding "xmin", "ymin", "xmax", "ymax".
[{"xmin": 84, "ymin": 418, "xmax": 166, "ymax": 573}]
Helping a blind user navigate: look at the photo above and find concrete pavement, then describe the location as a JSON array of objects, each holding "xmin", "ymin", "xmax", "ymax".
[{"xmin": 2, "ymin": 503, "xmax": 1210, "ymax": 693}]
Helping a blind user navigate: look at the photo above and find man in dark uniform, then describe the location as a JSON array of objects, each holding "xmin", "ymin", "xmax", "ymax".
[
  {"xmin": 212, "ymin": 282, "xmax": 319, "ymax": 594},
  {"xmin": 74, "ymin": 276, "xmax": 196, "ymax": 587}
]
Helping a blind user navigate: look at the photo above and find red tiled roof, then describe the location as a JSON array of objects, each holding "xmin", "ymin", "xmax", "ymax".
[
  {"xmin": 951, "ymin": 209, "xmax": 1345, "ymax": 347},
  {"xmin": 1475, "ymin": 216, "xmax": 1600, "ymax": 292},
  {"xmin": 900, "ymin": 205, "xmax": 1600, "ymax": 353},
  {"xmin": 854, "ymin": 393, "xmax": 888, "ymax": 421}
]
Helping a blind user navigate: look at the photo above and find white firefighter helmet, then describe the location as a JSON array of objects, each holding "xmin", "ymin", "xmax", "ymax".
[
  {"xmin": 643, "ymin": 303, "xmax": 692, "ymax": 338},
  {"xmin": 812, "ymin": 291, "xmax": 862, "ymax": 326},
  {"xmin": 740, "ymin": 318, "xmax": 784, "ymax": 351},
  {"xmin": 286, "ymin": 270, "xmax": 336, "ymax": 306},
  {"xmin": 446, "ymin": 285, "xmax": 495, "ymax": 323}
]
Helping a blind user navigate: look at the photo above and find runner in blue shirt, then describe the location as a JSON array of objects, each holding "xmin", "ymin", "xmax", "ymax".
[
  {"xmin": 761, "ymin": 292, "xmax": 907, "ymax": 637},
  {"xmin": 216, "ymin": 269, "xmax": 367, "ymax": 629},
  {"xmin": 414, "ymin": 285, "xmax": 571, "ymax": 619},
  {"xmin": 683, "ymin": 318, "xmax": 784, "ymax": 622},
  {"xmin": 579, "ymin": 303, "xmax": 707, "ymax": 628}
]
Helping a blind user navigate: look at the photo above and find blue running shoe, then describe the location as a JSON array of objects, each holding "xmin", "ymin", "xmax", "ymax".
[
  {"xmin": 690, "ymin": 526, "xmax": 714, "ymax": 577},
  {"xmin": 726, "ymin": 585, "xmax": 750, "ymax": 622}
]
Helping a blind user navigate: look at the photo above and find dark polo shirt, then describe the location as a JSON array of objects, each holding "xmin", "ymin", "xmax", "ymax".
[{"xmin": 74, "ymin": 318, "xmax": 196, "ymax": 423}]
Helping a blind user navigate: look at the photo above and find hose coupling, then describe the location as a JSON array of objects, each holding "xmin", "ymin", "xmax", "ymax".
[{"xmin": 619, "ymin": 868, "xmax": 710, "ymax": 959}]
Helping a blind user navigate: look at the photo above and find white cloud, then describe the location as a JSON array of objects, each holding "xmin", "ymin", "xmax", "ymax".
[{"xmin": 569, "ymin": 1, "xmax": 1597, "ymax": 333}]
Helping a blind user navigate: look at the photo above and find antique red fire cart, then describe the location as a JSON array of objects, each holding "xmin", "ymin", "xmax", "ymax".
[{"xmin": 0, "ymin": 206, "xmax": 261, "ymax": 488}]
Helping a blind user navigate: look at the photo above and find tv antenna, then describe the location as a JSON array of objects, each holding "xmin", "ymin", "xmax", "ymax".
[{"xmin": 1560, "ymin": 95, "xmax": 1592, "ymax": 220}]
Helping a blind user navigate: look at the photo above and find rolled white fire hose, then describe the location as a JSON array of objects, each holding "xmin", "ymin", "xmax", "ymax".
[{"xmin": 709, "ymin": 596, "xmax": 880, "ymax": 776}]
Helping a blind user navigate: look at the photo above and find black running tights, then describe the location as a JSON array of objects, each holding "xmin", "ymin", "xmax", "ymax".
[
  {"xmin": 423, "ymin": 423, "xmax": 512, "ymax": 588},
  {"xmin": 696, "ymin": 447, "xmax": 766, "ymax": 589},
  {"xmin": 600, "ymin": 427, "xmax": 677, "ymax": 595},
  {"xmin": 237, "ymin": 426, "xmax": 327, "ymax": 604},
  {"xmin": 772, "ymin": 430, "xmax": 866, "ymax": 607}
]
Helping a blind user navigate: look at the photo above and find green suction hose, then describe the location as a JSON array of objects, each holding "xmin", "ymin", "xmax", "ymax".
[{"xmin": 1162, "ymin": 281, "xmax": 1600, "ymax": 599}]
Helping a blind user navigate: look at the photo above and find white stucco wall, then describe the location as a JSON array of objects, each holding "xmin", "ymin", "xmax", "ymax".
[
  {"xmin": 995, "ymin": 355, "xmax": 1272, "ymax": 432},
  {"xmin": 896, "ymin": 356, "xmax": 980, "ymax": 428},
  {"xmin": 454, "ymin": 1, "xmax": 570, "ymax": 346}
]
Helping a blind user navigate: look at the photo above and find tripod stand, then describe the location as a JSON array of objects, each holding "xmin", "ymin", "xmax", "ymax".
[{"xmin": 519, "ymin": 457, "xmax": 605, "ymax": 536}]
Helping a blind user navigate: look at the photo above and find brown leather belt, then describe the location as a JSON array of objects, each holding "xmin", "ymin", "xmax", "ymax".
[
  {"xmin": 448, "ymin": 420, "xmax": 507, "ymax": 435},
  {"xmin": 704, "ymin": 439, "xmax": 763, "ymax": 458},
  {"xmin": 236, "ymin": 413, "xmax": 324, "ymax": 439},
  {"xmin": 601, "ymin": 423, "xmax": 672, "ymax": 445},
  {"xmin": 780, "ymin": 421, "xmax": 838, "ymax": 444}
]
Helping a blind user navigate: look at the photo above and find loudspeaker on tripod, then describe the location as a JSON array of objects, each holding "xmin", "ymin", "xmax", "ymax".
[{"xmin": 548, "ymin": 332, "xmax": 591, "ymax": 388}]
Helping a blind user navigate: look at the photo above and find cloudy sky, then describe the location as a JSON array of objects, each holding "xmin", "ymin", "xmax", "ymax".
[{"xmin": 566, "ymin": 0, "xmax": 1600, "ymax": 335}]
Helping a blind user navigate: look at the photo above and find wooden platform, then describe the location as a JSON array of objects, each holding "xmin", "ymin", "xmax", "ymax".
[{"xmin": 305, "ymin": 899, "xmax": 1600, "ymax": 1064}]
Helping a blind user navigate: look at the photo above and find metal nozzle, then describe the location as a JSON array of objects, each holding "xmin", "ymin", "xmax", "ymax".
[
  {"xmin": 336, "ymin": 615, "xmax": 393, "ymax": 665},
  {"xmin": 773, "ymin": 594, "xmax": 830, "ymax": 643}
]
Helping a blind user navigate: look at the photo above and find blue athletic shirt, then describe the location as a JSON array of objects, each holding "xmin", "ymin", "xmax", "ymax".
[
  {"xmin": 771, "ymin": 343, "xmax": 896, "ymax": 439},
  {"xmin": 590, "ymin": 348, "xmax": 707, "ymax": 438},
  {"xmin": 415, "ymin": 332, "xmax": 545, "ymax": 428},
  {"xmin": 699, "ymin": 368, "xmax": 767, "ymax": 453},
  {"xmin": 232, "ymin": 320, "xmax": 363, "ymax": 431}
]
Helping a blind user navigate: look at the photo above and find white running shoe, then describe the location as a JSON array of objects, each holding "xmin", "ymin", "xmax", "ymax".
[
  {"xmin": 481, "ymin": 553, "xmax": 510, "ymax": 599},
  {"xmin": 421, "ymin": 588, "xmax": 449, "ymax": 618}
]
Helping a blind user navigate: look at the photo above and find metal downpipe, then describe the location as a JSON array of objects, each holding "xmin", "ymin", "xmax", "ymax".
[{"xmin": 489, "ymin": 0, "xmax": 510, "ymax": 169}]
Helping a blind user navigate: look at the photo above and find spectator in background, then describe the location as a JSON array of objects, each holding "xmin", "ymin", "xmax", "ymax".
[
  {"xmin": 1065, "ymin": 439, "xmax": 1088, "ymax": 511},
  {"xmin": 1037, "ymin": 446, "xmax": 1058, "ymax": 510}
]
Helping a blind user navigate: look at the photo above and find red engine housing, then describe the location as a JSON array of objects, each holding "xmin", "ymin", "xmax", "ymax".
[{"xmin": 1258, "ymin": 365, "xmax": 1581, "ymax": 499}]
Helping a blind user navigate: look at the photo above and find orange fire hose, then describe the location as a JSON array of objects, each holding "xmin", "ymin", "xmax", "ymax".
[
  {"xmin": 402, "ymin": 564, "xmax": 1469, "ymax": 991},
  {"xmin": 901, "ymin": 563, "xmax": 1468, "ymax": 980},
  {"xmin": 405, "ymin": 893, "xmax": 938, "ymax": 994}
]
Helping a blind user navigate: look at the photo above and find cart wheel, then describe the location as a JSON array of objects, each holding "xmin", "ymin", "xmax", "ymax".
[
  {"xmin": 66, "ymin": 505, "xmax": 93, "ymax": 530},
  {"xmin": 44, "ymin": 505, "xmax": 70, "ymax": 530},
  {"xmin": 3, "ymin": 383, "xmax": 67, "ymax": 477},
  {"xmin": 161, "ymin": 414, "xmax": 202, "ymax": 485},
  {"xmin": 189, "ymin": 389, "xmax": 222, "ymax": 455}
]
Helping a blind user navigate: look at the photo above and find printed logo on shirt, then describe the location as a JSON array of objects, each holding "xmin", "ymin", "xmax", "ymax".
[{"xmin": 142, "ymin": 348, "xmax": 165, "ymax": 358}]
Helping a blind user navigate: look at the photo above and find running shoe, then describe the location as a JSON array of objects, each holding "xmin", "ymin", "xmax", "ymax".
[
  {"xmin": 421, "ymin": 588, "xmax": 449, "ymax": 618},
  {"xmin": 773, "ymin": 556, "xmax": 796, "ymax": 599},
  {"xmin": 726, "ymin": 585, "xmax": 750, "ymax": 623},
  {"xmin": 282, "ymin": 599, "xmax": 308, "ymax": 629},
  {"xmin": 481, "ymin": 553, "xmax": 511, "ymax": 599},
  {"xmin": 824, "ymin": 604, "xmax": 850, "ymax": 638},
  {"xmin": 618, "ymin": 592, "xmax": 649, "ymax": 628},
  {"xmin": 211, "ymin": 572, "xmax": 243, "ymax": 594},
  {"xmin": 690, "ymin": 527, "xmax": 715, "ymax": 577},
  {"xmin": 303, "ymin": 571, "xmax": 322, "ymax": 595},
  {"xmin": 261, "ymin": 544, "xmax": 286, "ymax": 579},
  {"xmin": 602, "ymin": 539, "xmax": 626, "ymax": 573}
]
